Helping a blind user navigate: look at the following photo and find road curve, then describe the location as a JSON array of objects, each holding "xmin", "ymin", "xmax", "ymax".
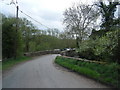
[{"xmin": 3, "ymin": 54, "xmax": 111, "ymax": 88}]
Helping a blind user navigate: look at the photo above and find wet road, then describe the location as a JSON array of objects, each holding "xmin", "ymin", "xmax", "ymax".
[{"xmin": 3, "ymin": 54, "xmax": 110, "ymax": 88}]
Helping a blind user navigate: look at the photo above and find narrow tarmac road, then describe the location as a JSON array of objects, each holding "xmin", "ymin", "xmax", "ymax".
[{"xmin": 3, "ymin": 54, "xmax": 111, "ymax": 88}]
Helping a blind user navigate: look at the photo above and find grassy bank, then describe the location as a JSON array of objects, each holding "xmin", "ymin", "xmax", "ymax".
[
  {"xmin": 0, "ymin": 62, "xmax": 1, "ymax": 70},
  {"xmin": 55, "ymin": 56, "xmax": 120, "ymax": 88},
  {"xmin": 3, "ymin": 56, "xmax": 31, "ymax": 70}
]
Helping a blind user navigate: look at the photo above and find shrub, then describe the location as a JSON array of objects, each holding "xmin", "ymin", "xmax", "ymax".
[{"xmin": 77, "ymin": 29, "xmax": 120, "ymax": 63}]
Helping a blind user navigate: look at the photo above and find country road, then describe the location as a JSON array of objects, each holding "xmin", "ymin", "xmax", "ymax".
[{"xmin": 3, "ymin": 54, "xmax": 111, "ymax": 88}]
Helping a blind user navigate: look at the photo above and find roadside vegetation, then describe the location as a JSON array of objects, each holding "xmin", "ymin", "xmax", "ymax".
[
  {"xmin": 0, "ymin": 62, "xmax": 2, "ymax": 70},
  {"xmin": 78, "ymin": 29, "xmax": 120, "ymax": 63},
  {"xmin": 2, "ymin": 56, "xmax": 31, "ymax": 70},
  {"xmin": 63, "ymin": 1, "xmax": 120, "ymax": 64},
  {"xmin": 2, "ymin": 14, "xmax": 76, "ymax": 61},
  {"xmin": 55, "ymin": 56, "xmax": 120, "ymax": 88},
  {"xmin": 2, "ymin": 13, "xmax": 75, "ymax": 70},
  {"xmin": 57, "ymin": 1, "xmax": 119, "ymax": 89}
]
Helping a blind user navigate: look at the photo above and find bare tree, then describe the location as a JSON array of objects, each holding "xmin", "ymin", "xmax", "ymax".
[{"xmin": 63, "ymin": 3, "xmax": 99, "ymax": 48}]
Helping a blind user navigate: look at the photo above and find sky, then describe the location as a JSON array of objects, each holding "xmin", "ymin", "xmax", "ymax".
[
  {"xmin": 0, "ymin": 0, "xmax": 98, "ymax": 31},
  {"xmin": 0, "ymin": 0, "xmax": 113, "ymax": 31}
]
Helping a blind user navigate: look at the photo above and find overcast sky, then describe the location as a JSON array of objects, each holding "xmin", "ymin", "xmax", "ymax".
[{"xmin": 0, "ymin": 0, "xmax": 101, "ymax": 31}]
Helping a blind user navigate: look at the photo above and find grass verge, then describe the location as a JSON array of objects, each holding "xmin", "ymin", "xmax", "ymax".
[
  {"xmin": 0, "ymin": 62, "xmax": 1, "ymax": 70},
  {"xmin": 2, "ymin": 56, "xmax": 31, "ymax": 70},
  {"xmin": 55, "ymin": 56, "xmax": 120, "ymax": 89}
]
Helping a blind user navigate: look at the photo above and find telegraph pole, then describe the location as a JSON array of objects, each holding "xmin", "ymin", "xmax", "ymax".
[
  {"xmin": 12, "ymin": 0, "xmax": 19, "ymax": 58},
  {"xmin": 14, "ymin": 5, "xmax": 19, "ymax": 58},
  {"xmin": 16, "ymin": 5, "xmax": 19, "ymax": 32}
]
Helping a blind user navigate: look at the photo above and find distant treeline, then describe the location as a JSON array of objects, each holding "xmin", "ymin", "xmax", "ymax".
[{"xmin": 2, "ymin": 14, "xmax": 76, "ymax": 59}]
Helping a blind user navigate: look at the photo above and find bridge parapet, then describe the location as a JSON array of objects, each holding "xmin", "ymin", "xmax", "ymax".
[{"xmin": 24, "ymin": 50, "xmax": 61, "ymax": 57}]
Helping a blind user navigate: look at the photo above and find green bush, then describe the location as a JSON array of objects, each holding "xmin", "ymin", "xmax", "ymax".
[{"xmin": 77, "ymin": 29, "xmax": 120, "ymax": 63}]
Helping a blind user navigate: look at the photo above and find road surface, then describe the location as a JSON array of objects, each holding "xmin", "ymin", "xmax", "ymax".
[{"xmin": 3, "ymin": 54, "xmax": 111, "ymax": 88}]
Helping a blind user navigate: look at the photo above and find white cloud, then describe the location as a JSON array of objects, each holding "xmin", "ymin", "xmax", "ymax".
[{"xmin": 1, "ymin": 0, "xmax": 97, "ymax": 31}]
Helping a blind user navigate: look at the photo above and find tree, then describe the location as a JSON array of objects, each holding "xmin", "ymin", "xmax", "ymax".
[
  {"xmin": 19, "ymin": 18, "xmax": 35, "ymax": 52},
  {"xmin": 2, "ymin": 13, "xmax": 76, "ymax": 59},
  {"xmin": 2, "ymin": 15, "xmax": 23, "ymax": 59},
  {"xmin": 0, "ymin": 13, "xmax": 2, "ymax": 60},
  {"xmin": 95, "ymin": 0, "xmax": 120, "ymax": 31},
  {"xmin": 63, "ymin": 3, "xmax": 99, "ymax": 48}
]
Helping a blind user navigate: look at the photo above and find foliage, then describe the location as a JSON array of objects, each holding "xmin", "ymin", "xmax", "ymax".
[
  {"xmin": 78, "ymin": 29, "xmax": 119, "ymax": 63},
  {"xmin": 2, "ymin": 14, "xmax": 76, "ymax": 59},
  {"xmin": 2, "ymin": 15, "xmax": 23, "ymax": 59},
  {"xmin": 55, "ymin": 56, "xmax": 120, "ymax": 88},
  {"xmin": 28, "ymin": 34, "xmax": 76, "ymax": 52},
  {"xmin": 0, "ymin": 62, "xmax": 1, "ymax": 70},
  {"xmin": 95, "ymin": 1, "xmax": 120, "ymax": 31},
  {"xmin": 0, "ymin": 14, "xmax": 1, "ymax": 60}
]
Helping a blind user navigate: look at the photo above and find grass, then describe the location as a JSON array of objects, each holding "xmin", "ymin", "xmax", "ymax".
[
  {"xmin": 0, "ymin": 62, "xmax": 2, "ymax": 70},
  {"xmin": 55, "ymin": 56, "xmax": 120, "ymax": 88},
  {"xmin": 2, "ymin": 56, "xmax": 31, "ymax": 70}
]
